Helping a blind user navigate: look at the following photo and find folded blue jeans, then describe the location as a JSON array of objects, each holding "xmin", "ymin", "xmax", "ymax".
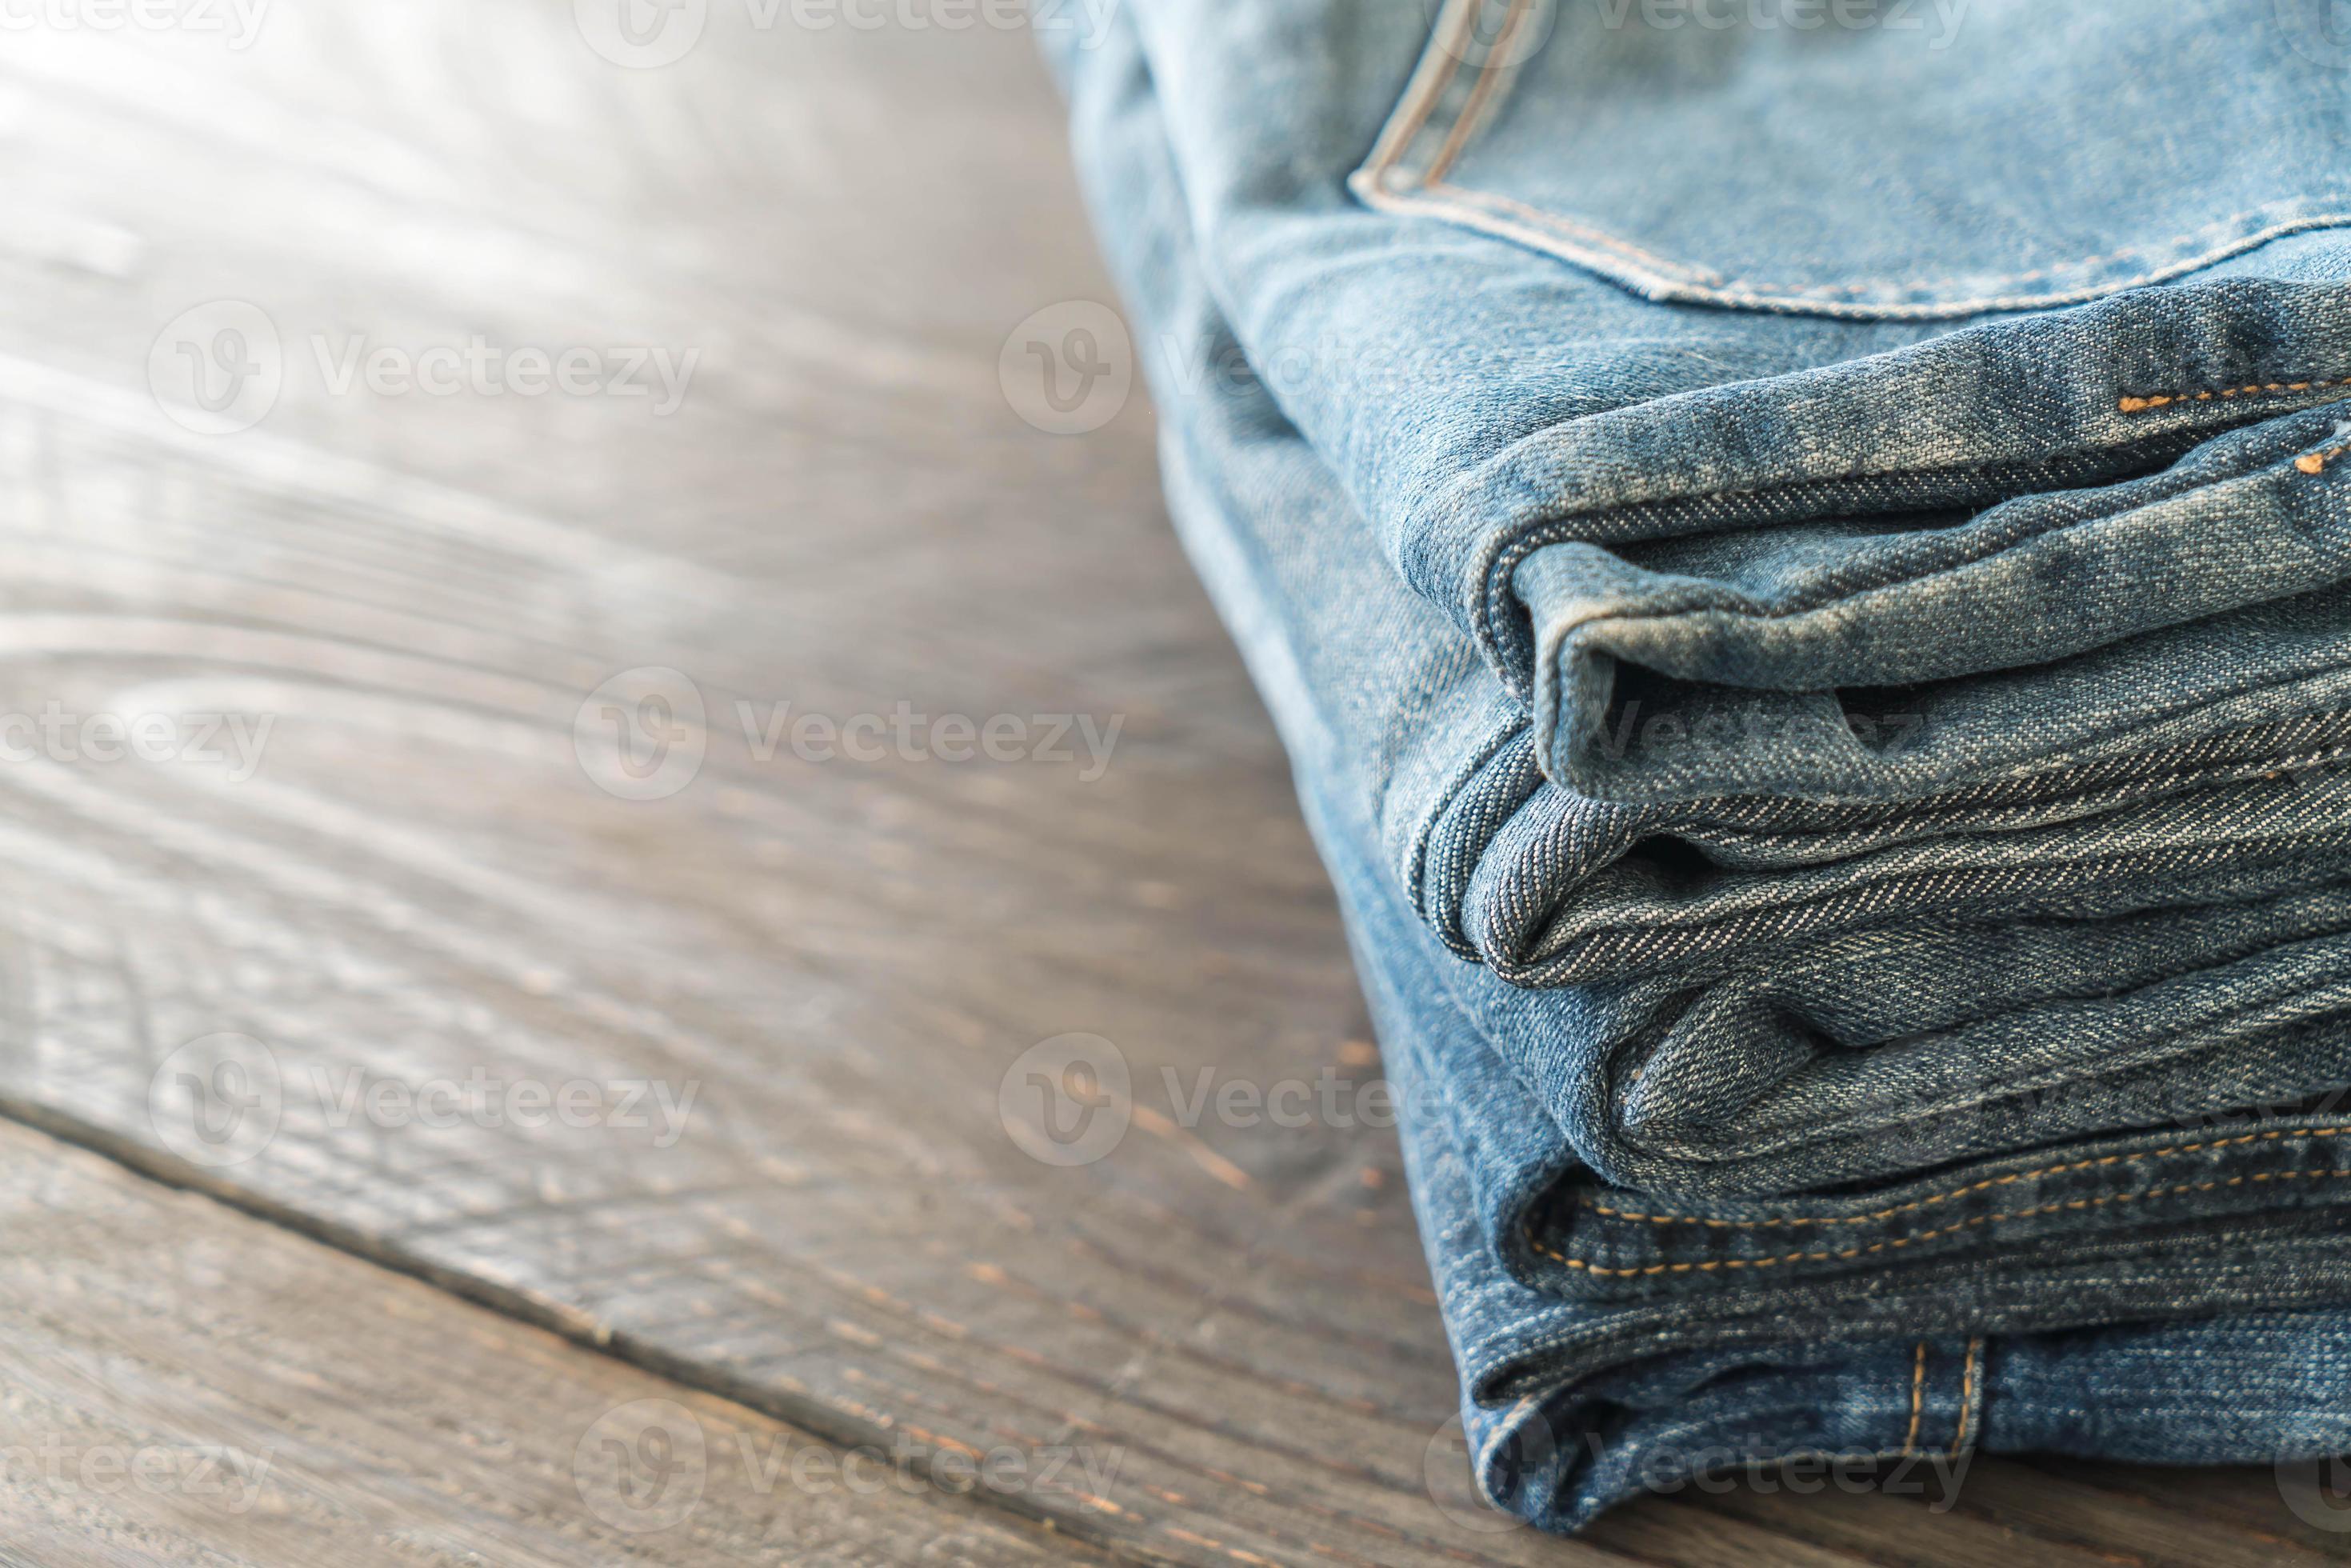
[
  {"xmin": 1044, "ymin": 0, "xmax": 2351, "ymax": 1534},
  {"xmin": 1106, "ymin": 0, "xmax": 2351, "ymax": 802}
]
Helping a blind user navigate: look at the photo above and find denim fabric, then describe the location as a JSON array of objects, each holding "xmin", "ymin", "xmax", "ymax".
[
  {"xmin": 1321, "ymin": 710, "xmax": 2351, "ymax": 1530},
  {"xmin": 1110, "ymin": 0, "xmax": 2351, "ymax": 802},
  {"xmin": 1046, "ymin": 0, "xmax": 2351, "ymax": 1535},
  {"xmin": 1057, "ymin": 10, "xmax": 2351, "ymax": 986}
]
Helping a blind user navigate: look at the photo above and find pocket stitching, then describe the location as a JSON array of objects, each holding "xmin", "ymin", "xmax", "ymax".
[{"xmin": 1357, "ymin": 0, "xmax": 2351, "ymax": 315}]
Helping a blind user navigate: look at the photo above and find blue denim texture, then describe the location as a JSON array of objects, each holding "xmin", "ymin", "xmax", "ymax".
[{"xmin": 1045, "ymin": 0, "xmax": 2351, "ymax": 1534}]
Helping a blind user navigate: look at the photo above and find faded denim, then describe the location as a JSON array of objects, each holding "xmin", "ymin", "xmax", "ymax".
[{"xmin": 1045, "ymin": 0, "xmax": 2351, "ymax": 1534}]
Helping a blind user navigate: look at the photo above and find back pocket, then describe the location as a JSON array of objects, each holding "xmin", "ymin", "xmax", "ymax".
[{"xmin": 1352, "ymin": 0, "xmax": 2351, "ymax": 319}]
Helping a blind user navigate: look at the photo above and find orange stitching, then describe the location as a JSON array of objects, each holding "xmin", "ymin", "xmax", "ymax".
[
  {"xmin": 2295, "ymin": 433, "xmax": 2351, "ymax": 475},
  {"xmin": 1528, "ymin": 1165, "xmax": 2351, "ymax": 1276},
  {"xmin": 1949, "ymin": 1338, "xmax": 1981, "ymax": 1458},
  {"xmin": 2117, "ymin": 375, "xmax": 2351, "ymax": 414},
  {"xmin": 1583, "ymin": 1126, "xmax": 2348, "ymax": 1229},
  {"xmin": 1417, "ymin": 178, "xmax": 1725, "ymax": 283},
  {"xmin": 1377, "ymin": 0, "xmax": 1480, "ymax": 173},
  {"xmin": 1900, "ymin": 1342, "xmax": 1925, "ymax": 1456},
  {"xmin": 1401, "ymin": 182, "xmax": 2351, "ymax": 313},
  {"xmin": 1424, "ymin": 0, "xmax": 1534, "ymax": 186}
]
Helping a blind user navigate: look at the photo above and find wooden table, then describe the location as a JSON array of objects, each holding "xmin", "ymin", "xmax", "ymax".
[{"xmin": 0, "ymin": 4, "xmax": 2340, "ymax": 1564}]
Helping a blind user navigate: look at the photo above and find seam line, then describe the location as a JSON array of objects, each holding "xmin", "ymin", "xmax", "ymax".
[
  {"xmin": 1529, "ymin": 1164, "xmax": 2351, "ymax": 1277},
  {"xmin": 2121, "ymin": 374, "xmax": 2351, "ymax": 414},
  {"xmin": 1422, "ymin": 0, "xmax": 1535, "ymax": 186},
  {"xmin": 1950, "ymin": 1338, "xmax": 1981, "ymax": 1458},
  {"xmin": 1584, "ymin": 1126, "xmax": 2347, "ymax": 1228}
]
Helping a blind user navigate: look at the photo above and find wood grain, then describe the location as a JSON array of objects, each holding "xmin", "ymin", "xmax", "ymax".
[
  {"xmin": 0, "ymin": 1117, "xmax": 1102, "ymax": 1566},
  {"xmin": 0, "ymin": 5, "xmax": 2333, "ymax": 1565}
]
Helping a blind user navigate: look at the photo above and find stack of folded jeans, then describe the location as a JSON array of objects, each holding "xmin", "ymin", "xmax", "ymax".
[{"xmin": 1045, "ymin": 0, "xmax": 2351, "ymax": 1532}]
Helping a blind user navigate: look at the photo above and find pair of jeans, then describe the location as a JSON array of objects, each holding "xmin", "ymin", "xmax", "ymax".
[{"xmin": 1045, "ymin": 0, "xmax": 2351, "ymax": 1533}]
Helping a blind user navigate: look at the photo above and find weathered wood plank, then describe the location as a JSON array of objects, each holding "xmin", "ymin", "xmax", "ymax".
[{"xmin": 0, "ymin": 1118, "xmax": 1103, "ymax": 1566}]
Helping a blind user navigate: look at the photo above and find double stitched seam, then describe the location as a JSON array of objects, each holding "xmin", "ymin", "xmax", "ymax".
[
  {"xmin": 1528, "ymin": 1165, "xmax": 2351, "ymax": 1276},
  {"xmin": 1478, "ymin": 419, "xmax": 2351, "ymax": 721},
  {"xmin": 1606, "ymin": 938, "xmax": 2351, "ymax": 1160},
  {"xmin": 1584, "ymin": 1126, "xmax": 2350, "ymax": 1227},
  {"xmin": 1509, "ymin": 440, "xmax": 2348, "ymax": 638},
  {"xmin": 1601, "ymin": 737, "xmax": 2351, "ymax": 882},
  {"xmin": 1476, "ymin": 439, "xmax": 2289, "ymax": 697},
  {"xmin": 1949, "ymin": 1338, "xmax": 1981, "ymax": 1458},
  {"xmin": 1417, "ymin": 186, "xmax": 2351, "ymax": 307},
  {"xmin": 1529, "ymin": 818, "xmax": 2351, "ymax": 978},
  {"xmin": 2119, "ymin": 374, "xmax": 2351, "ymax": 414},
  {"xmin": 1376, "ymin": 0, "xmax": 1481, "ymax": 170},
  {"xmin": 1422, "ymin": 0, "xmax": 1537, "ymax": 186},
  {"xmin": 1359, "ymin": 20, "xmax": 2351, "ymax": 309},
  {"xmin": 1360, "ymin": 17, "xmax": 2351, "ymax": 303}
]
